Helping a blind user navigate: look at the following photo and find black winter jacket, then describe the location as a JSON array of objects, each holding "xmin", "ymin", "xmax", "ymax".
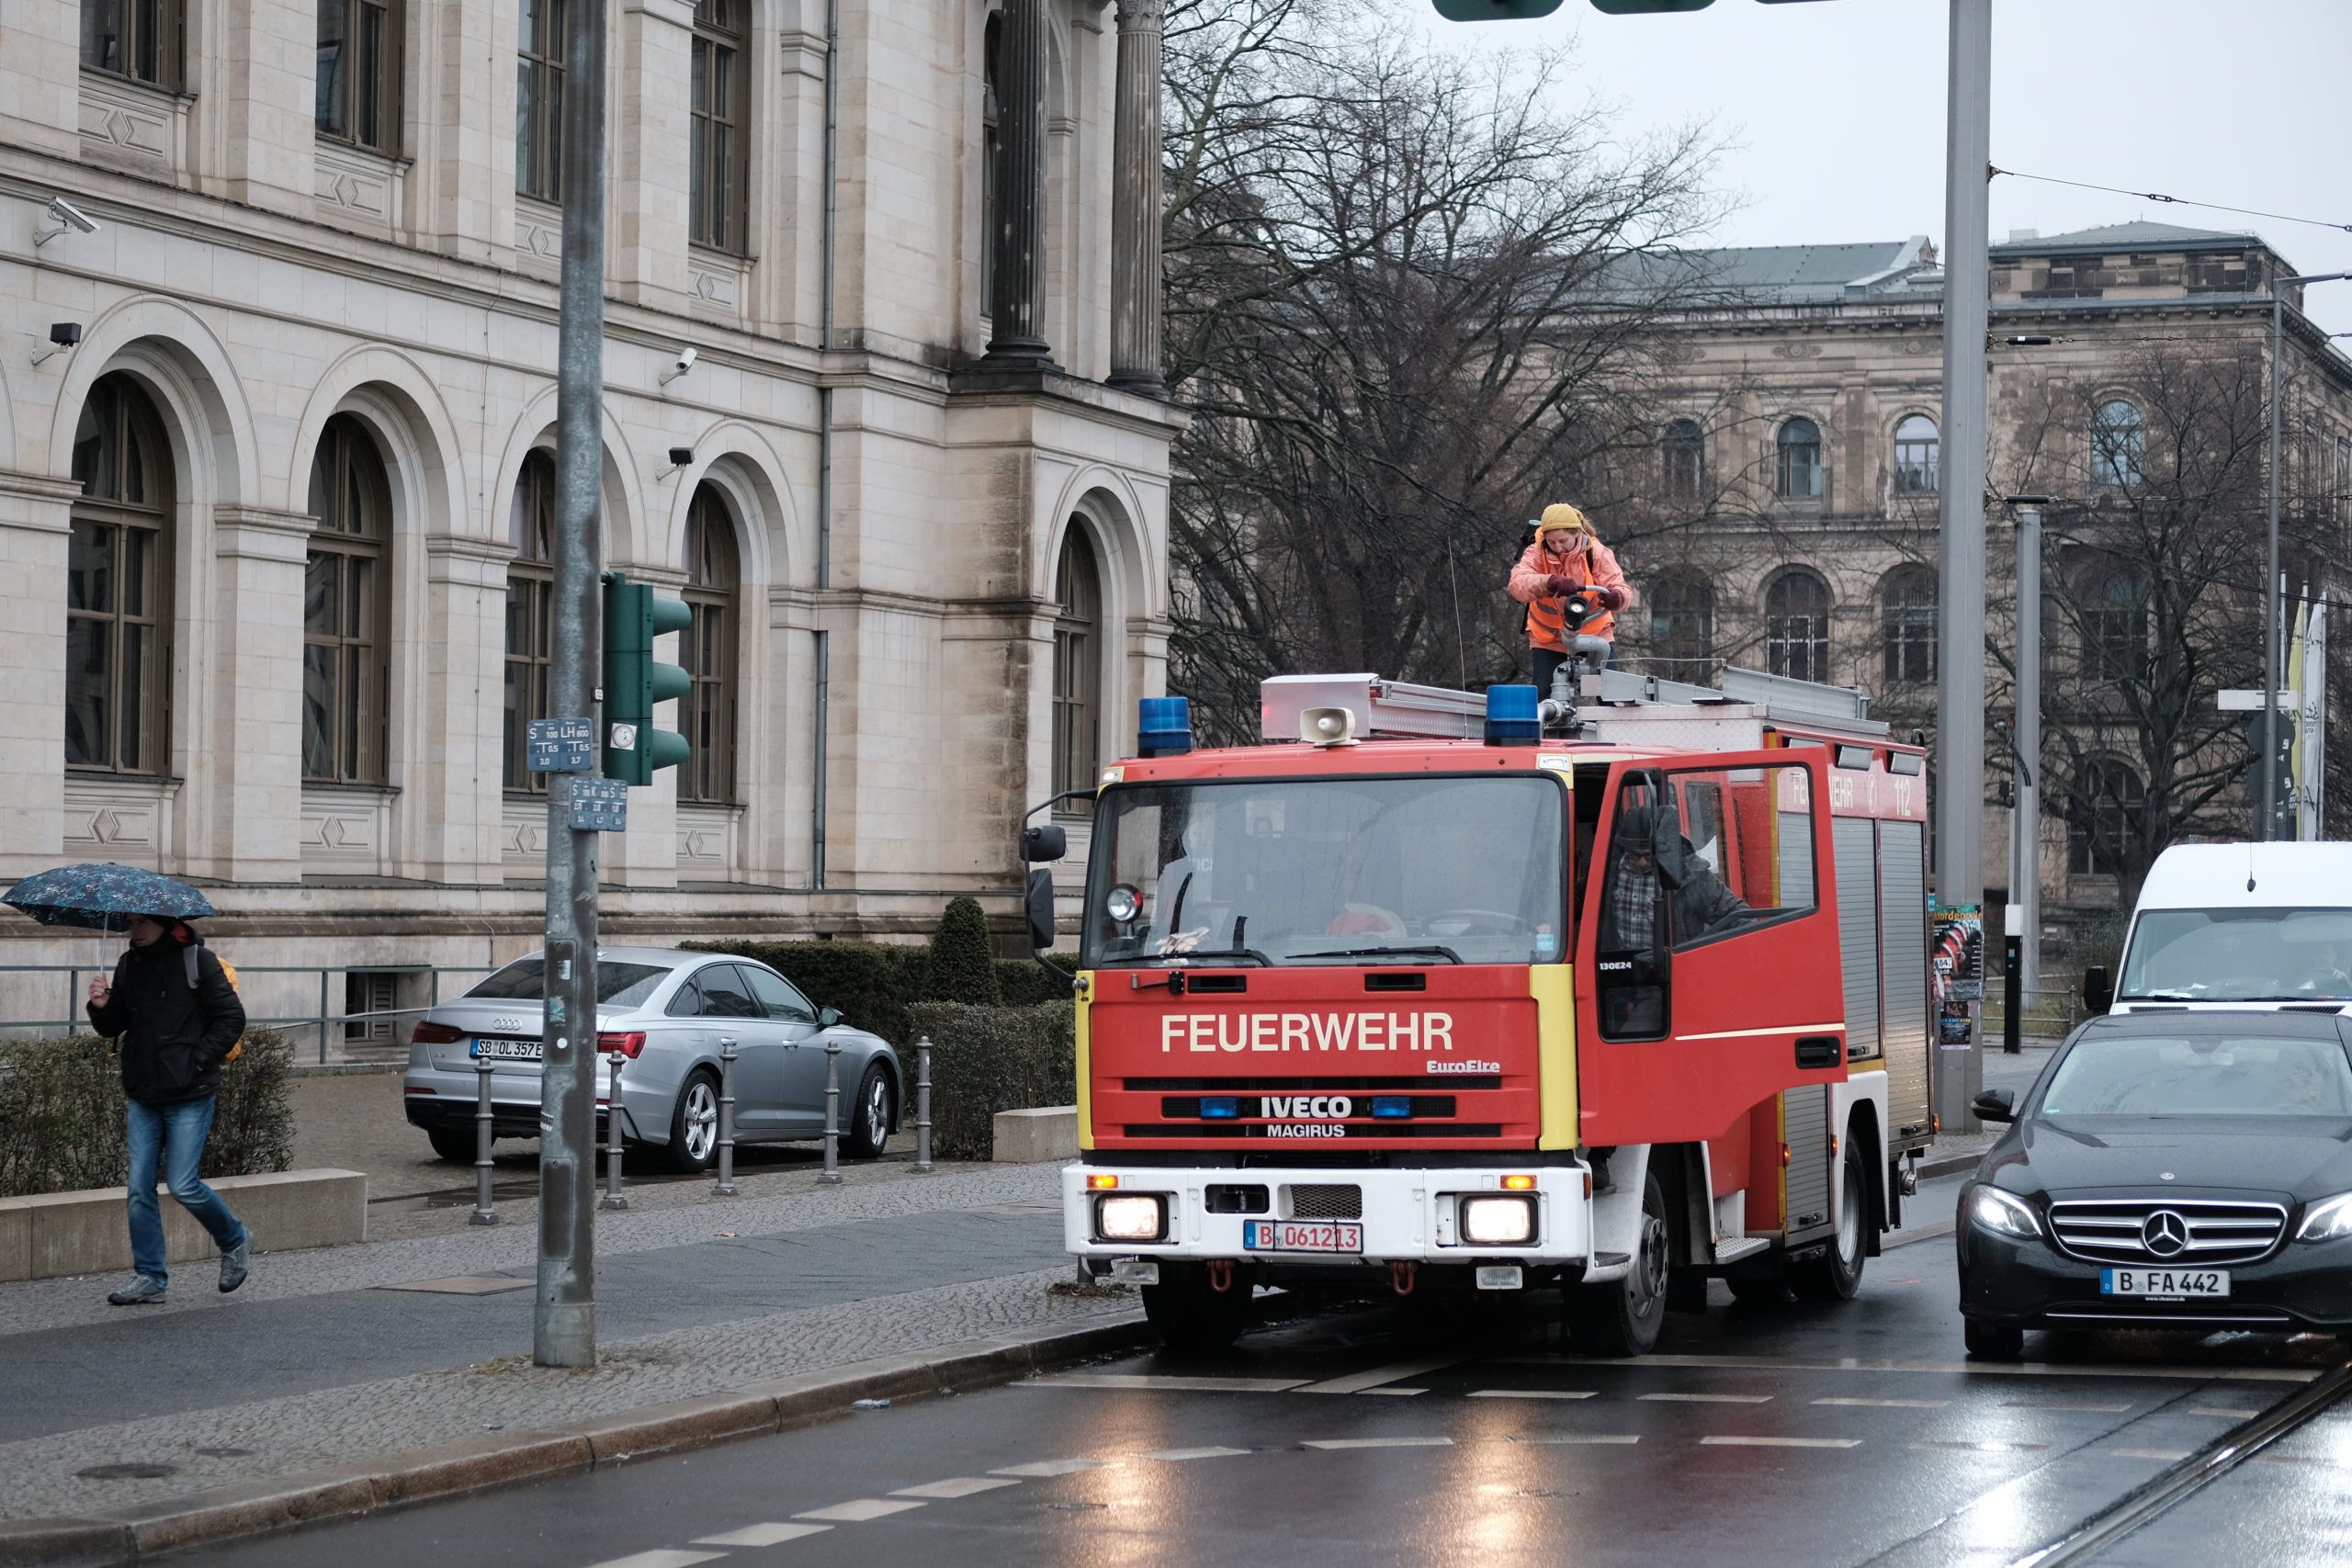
[{"xmin": 86, "ymin": 937, "xmax": 245, "ymax": 1106}]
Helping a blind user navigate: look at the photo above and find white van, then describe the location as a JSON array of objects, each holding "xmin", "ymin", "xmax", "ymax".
[{"xmin": 2086, "ymin": 842, "xmax": 2352, "ymax": 1015}]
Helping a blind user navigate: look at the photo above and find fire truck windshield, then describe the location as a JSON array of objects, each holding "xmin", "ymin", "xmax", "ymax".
[{"xmin": 1082, "ymin": 773, "xmax": 1567, "ymax": 968}]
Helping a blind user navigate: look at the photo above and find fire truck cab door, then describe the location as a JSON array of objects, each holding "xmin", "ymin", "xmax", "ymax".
[{"xmin": 1579, "ymin": 751, "xmax": 1847, "ymax": 1147}]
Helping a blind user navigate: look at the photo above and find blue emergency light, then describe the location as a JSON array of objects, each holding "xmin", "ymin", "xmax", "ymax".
[
  {"xmin": 1138, "ymin": 695, "xmax": 1193, "ymax": 757},
  {"xmin": 1484, "ymin": 684, "xmax": 1540, "ymax": 745},
  {"xmin": 1370, "ymin": 1096, "xmax": 1413, "ymax": 1119},
  {"xmin": 1198, "ymin": 1096, "xmax": 1239, "ymax": 1119}
]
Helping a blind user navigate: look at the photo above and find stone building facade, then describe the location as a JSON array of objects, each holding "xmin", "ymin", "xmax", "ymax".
[
  {"xmin": 0, "ymin": 0, "xmax": 1176, "ymax": 1043},
  {"xmin": 1608, "ymin": 222, "xmax": 2352, "ymax": 959}
]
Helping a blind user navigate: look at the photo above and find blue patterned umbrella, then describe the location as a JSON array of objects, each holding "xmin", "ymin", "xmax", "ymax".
[{"xmin": 2, "ymin": 863, "xmax": 217, "ymax": 931}]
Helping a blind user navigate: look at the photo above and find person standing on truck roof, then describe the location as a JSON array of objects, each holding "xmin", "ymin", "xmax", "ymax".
[{"xmin": 1508, "ymin": 503, "xmax": 1635, "ymax": 693}]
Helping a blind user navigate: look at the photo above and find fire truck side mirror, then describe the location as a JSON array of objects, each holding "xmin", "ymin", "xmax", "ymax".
[
  {"xmin": 1022, "ymin": 824, "xmax": 1067, "ymax": 863},
  {"xmin": 2081, "ymin": 964, "xmax": 2112, "ymax": 1016},
  {"xmin": 1023, "ymin": 867, "xmax": 1057, "ymax": 953}
]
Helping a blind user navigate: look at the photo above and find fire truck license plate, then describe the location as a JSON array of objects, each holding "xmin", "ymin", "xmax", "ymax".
[
  {"xmin": 1243, "ymin": 1220, "xmax": 1363, "ymax": 1254},
  {"xmin": 2101, "ymin": 1268, "xmax": 2229, "ymax": 1297}
]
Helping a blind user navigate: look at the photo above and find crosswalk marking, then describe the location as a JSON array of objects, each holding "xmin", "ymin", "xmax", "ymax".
[
  {"xmin": 2187, "ymin": 1407, "xmax": 2259, "ymax": 1418},
  {"xmin": 1469, "ymin": 1390, "xmax": 1597, "ymax": 1401},
  {"xmin": 1138, "ymin": 1447, "xmax": 1253, "ymax": 1461},
  {"xmin": 892, "ymin": 1478, "xmax": 1023, "ymax": 1499},
  {"xmin": 2110, "ymin": 1448, "xmax": 2193, "ymax": 1461},
  {"xmin": 1302, "ymin": 1437, "xmax": 1456, "ymax": 1450},
  {"xmin": 792, "ymin": 1499, "xmax": 927, "ymax": 1523},
  {"xmin": 1030, "ymin": 1372, "xmax": 1310, "ymax": 1393},
  {"xmin": 1814, "ymin": 1396, "xmax": 1951, "ymax": 1409},
  {"xmin": 692, "ymin": 1524, "xmax": 833, "ymax": 1547},
  {"xmin": 1701, "ymin": 1436, "xmax": 1861, "ymax": 1450},
  {"xmin": 1510, "ymin": 1434, "xmax": 1640, "ymax": 1445},
  {"xmin": 1639, "ymin": 1392, "xmax": 1772, "ymax": 1404},
  {"xmin": 1359, "ymin": 1387, "xmax": 1428, "ymax": 1396},
  {"xmin": 2003, "ymin": 1400, "xmax": 2132, "ymax": 1413},
  {"xmin": 1914, "ymin": 1439, "xmax": 2050, "ymax": 1453},
  {"xmin": 1295, "ymin": 1358, "xmax": 1468, "ymax": 1394},
  {"xmin": 1494, "ymin": 1351, "xmax": 2316, "ymax": 1382},
  {"xmin": 992, "ymin": 1459, "xmax": 1115, "ymax": 1478},
  {"xmin": 586, "ymin": 1553, "xmax": 729, "ymax": 1568}
]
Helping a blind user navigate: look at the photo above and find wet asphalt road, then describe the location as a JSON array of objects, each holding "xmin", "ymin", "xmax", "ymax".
[{"xmin": 176, "ymin": 1202, "xmax": 2352, "ymax": 1568}]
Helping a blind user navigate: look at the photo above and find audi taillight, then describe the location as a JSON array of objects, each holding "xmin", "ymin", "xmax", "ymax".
[
  {"xmin": 412, "ymin": 1021, "xmax": 463, "ymax": 1044},
  {"xmin": 597, "ymin": 1031, "xmax": 647, "ymax": 1058}
]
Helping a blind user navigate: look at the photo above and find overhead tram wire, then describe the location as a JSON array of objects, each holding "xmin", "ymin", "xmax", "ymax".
[{"xmin": 1989, "ymin": 167, "xmax": 2352, "ymax": 236}]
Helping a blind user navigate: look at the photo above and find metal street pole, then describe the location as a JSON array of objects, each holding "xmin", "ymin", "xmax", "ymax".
[
  {"xmin": 2015, "ymin": 502, "xmax": 2041, "ymax": 999},
  {"xmin": 1934, "ymin": 0, "xmax": 1993, "ymax": 1134},
  {"xmin": 2266, "ymin": 273, "xmax": 2352, "ymax": 841},
  {"xmin": 534, "ymin": 0, "xmax": 609, "ymax": 1370}
]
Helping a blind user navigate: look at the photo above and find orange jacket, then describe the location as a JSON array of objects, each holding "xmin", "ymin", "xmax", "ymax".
[{"xmin": 1508, "ymin": 537, "xmax": 1634, "ymax": 649}]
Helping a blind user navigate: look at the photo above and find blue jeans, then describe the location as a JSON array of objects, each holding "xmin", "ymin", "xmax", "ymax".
[{"xmin": 125, "ymin": 1096, "xmax": 245, "ymax": 1286}]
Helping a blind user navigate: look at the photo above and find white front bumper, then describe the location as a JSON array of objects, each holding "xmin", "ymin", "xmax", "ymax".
[{"xmin": 1061, "ymin": 1163, "xmax": 1592, "ymax": 1268}]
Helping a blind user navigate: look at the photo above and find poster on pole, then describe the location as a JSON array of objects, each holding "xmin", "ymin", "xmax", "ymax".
[
  {"xmin": 2299, "ymin": 598, "xmax": 2328, "ymax": 840},
  {"xmin": 1932, "ymin": 902, "xmax": 1984, "ymax": 1043}
]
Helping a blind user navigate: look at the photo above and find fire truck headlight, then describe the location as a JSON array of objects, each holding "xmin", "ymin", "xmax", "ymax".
[
  {"xmin": 1096, "ymin": 1193, "xmax": 1169, "ymax": 1243},
  {"xmin": 1968, "ymin": 1185, "xmax": 2041, "ymax": 1239},
  {"xmin": 1460, "ymin": 1194, "xmax": 1537, "ymax": 1247}
]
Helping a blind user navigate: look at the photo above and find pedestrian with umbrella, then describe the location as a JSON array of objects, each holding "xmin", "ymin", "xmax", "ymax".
[{"xmin": 3, "ymin": 864, "xmax": 253, "ymax": 1305}]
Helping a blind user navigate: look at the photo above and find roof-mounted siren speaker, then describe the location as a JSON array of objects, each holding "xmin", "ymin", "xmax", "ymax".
[
  {"xmin": 1485, "ymin": 684, "xmax": 1540, "ymax": 745},
  {"xmin": 1299, "ymin": 706, "xmax": 1358, "ymax": 747},
  {"xmin": 1137, "ymin": 695, "xmax": 1193, "ymax": 757}
]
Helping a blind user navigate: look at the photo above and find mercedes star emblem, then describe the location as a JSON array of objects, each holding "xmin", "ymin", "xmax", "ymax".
[{"xmin": 2141, "ymin": 1209, "xmax": 2190, "ymax": 1258}]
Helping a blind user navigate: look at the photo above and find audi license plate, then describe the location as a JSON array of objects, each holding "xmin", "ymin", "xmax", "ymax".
[
  {"xmin": 1243, "ymin": 1220, "xmax": 1363, "ymax": 1254},
  {"xmin": 2101, "ymin": 1268, "xmax": 2230, "ymax": 1297},
  {"xmin": 469, "ymin": 1038, "xmax": 542, "ymax": 1062}
]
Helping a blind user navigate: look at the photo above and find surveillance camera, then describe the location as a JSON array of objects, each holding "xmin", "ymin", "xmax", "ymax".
[
  {"xmin": 49, "ymin": 197, "xmax": 98, "ymax": 234},
  {"xmin": 50, "ymin": 322, "xmax": 83, "ymax": 347},
  {"xmin": 667, "ymin": 446, "xmax": 694, "ymax": 468},
  {"xmin": 657, "ymin": 345, "xmax": 697, "ymax": 387}
]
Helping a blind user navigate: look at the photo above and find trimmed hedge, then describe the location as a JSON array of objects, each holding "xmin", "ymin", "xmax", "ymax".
[
  {"xmin": 0, "ymin": 1029, "xmax": 296, "ymax": 1199},
  {"xmin": 929, "ymin": 896, "xmax": 1003, "ymax": 1004},
  {"xmin": 906, "ymin": 1000, "xmax": 1075, "ymax": 1161},
  {"xmin": 997, "ymin": 953, "xmax": 1079, "ymax": 1007},
  {"xmin": 684, "ymin": 940, "xmax": 932, "ymax": 1044}
]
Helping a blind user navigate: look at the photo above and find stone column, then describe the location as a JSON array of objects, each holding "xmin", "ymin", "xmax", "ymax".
[
  {"xmin": 981, "ymin": 0, "xmax": 1054, "ymax": 367},
  {"xmin": 203, "ymin": 507, "xmax": 314, "ymax": 883},
  {"xmin": 0, "ymin": 474, "xmax": 82, "ymax": 876},
  {"xmin": 1107, "ymin": 0, "xmax": 1164, "ymax": 392}
]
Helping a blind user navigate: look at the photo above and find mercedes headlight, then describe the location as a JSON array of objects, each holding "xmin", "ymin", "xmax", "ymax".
[
  {"xmin": 2297, "ymin": 1192, "xmax": 2352, "ymax": 1243},
  {"xmin": 1969, "ymin": 1186, "xmax": 2041, "ymax": 1239}
]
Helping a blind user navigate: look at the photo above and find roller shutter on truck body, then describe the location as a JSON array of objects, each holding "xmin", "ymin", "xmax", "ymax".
[
  {"xmin": 1834, "ymin": 816, "xmax": 1881, "ymax": 1063},
  {"xmin": 1782, "ymin": 1082, "xmax": 1833, "ymax": 1239},
  {"xmin": 1879, "ymin": 819, "xmax": 1931, "ymax": 1147}
]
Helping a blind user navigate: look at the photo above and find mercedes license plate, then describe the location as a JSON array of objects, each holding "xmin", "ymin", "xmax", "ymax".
[
  {"xmin": 469, "ymin": 1038, "xmax": 542, "ymax": 1062},
  {"xmin": 1243, "ymin": 1220, "xmax": 1363, "ymax": 1254},
  {"xmin": 2101, "ymin": 1268, "xmax": 2229, "ymax": 1297}
]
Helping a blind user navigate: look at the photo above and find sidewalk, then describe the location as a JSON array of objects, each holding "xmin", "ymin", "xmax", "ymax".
[{"xmin": 0, "ymin": 1156, "xmax": 1139, "ymax": 1550}]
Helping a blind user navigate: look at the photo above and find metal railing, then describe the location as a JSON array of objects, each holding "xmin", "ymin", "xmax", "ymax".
[
  {"xmin": 0, "ymin": 963, "xmax": 500, "ymax": 1064},
  {"xmin": 1982, "ymin": 981, "xmax": 2086, "ymax": 1049}
]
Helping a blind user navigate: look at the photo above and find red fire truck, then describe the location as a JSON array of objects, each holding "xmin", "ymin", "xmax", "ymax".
[{"xmin": 1029, "ymin": 666, "xmax": 1934, "ymax": 1355}]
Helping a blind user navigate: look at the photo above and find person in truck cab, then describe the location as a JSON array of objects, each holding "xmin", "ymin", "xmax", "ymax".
[
  {"xmin": 1599, "ymin": 807, "xmax": 1747, "ymax": 953},
  {"xmin": 1508, "ymin": 503, "xmax": 1635, "ymax": 691}
]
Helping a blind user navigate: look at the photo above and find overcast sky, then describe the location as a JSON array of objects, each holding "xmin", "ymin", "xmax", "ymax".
[{"xmin": 1404, "ymin": 0, "xmax": 2352, "ymax": 336}]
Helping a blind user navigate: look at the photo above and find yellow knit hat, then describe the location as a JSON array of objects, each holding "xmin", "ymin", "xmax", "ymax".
[{"xmin": 1534, "ymin": 503, "xmax": 1590, "ymax": 536}]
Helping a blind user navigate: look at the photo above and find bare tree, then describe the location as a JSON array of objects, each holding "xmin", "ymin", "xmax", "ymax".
[{"xmin": 1159, "ymin": 4, "xmax": 1731, "ymax": 738}]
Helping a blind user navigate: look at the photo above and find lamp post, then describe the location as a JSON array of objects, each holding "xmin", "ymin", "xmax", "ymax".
[
  {"xmin": 2265, "ymin": 272, "xmax": 2352, "ymax": 840},
  {"xmin": 2002, "ymin": 494, "xmax": 2059, "ymax": 1007}
]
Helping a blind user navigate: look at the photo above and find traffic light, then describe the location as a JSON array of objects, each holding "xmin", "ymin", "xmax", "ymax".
[
  {"xmin": 600, "ymin": 570, "xmax": 693, "ymax": 785},
  {"xmin": 2242, "ymin": 710, "xmax": 2297, "ymax": 835},
  {"xmin": 1430, "ymin": 0, "xmax": 1567, "ymax": 18}
]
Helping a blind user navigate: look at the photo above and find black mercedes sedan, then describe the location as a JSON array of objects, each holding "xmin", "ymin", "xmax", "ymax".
[{"xmin": 1956, "ymin": 1010, "xmax": 2352, "ymax": 1360}]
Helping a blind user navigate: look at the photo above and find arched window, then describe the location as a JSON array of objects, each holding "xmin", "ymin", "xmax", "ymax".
[
  {"xmin": 503, "ymin": 450, "xmax": 557, "ymax": 793},
  {"xmin": 1051, "ymin": 526, "xmax": 1102, "ymax": 804},
  {"xmin": 1881, "ymin": 567, "xmax": 1937, "ymax": 684},
  {"xmin": 980, "ymin": 13, "xmax": 1003, "ymax": 311},
  {"xmin": 1893, "ymin": 414, "xmax": 1939, "ymax": 495},
  {"xmin": 1775, "ymin": 417, "xmax": 1822, "ymax": 499},
  {"xmin": 1660, "ymin": 419, "xmax": 1704, "ymax": 502},
  {"xmin": 303, "ymin": 414, "xmax": 392, "ymax": 784},
  {"xmin": 1648, "ymin": 571, "xmax": 1715, "ymax": 675},
  {"xmin": 2068, "ymin": 759, "xmax": 2144, "ymax": 876},
  {"xmin": 67, "ymin": 375, "xmax": 174, "ymax": 774},
  {"xmin": 1764, "ymin": 570, "xmax": 1831, "ymax": 683},
  {"xmin": 2081, "ymin": 568, "xmax": 2146, "ymax": 682},
  {"xmin": 2091, "ymin": 399, "xmax": 2143, "ymax": 490},
  {"xmin": 689, "ymin": 0, "xmax": 745, "ymax": 251},
  {"xmin": 679, "ymin": 483, "xmax": 740, "ymax": 805}
]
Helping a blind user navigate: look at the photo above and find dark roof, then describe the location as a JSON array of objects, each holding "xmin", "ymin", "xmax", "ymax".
[
  {"xmin": 1992, "ymin": 220, "xmax": 2260, "ymax": 255},
  {"xmin": 1600, "ymin": 238, "xmax": 1938, "ymax": 308}
]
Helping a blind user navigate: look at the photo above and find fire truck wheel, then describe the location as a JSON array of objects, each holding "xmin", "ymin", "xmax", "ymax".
[
  {"xmin": 1568, "ymin": 1170, "xmax": 1669, "ymax": 1358},
  {"xmin": 1143, "ymin": 1264, "xmax": 1254, "ymax": 1356},
  {"xmin": 1792, "ymin": 1139, "xmax": 1868, "ymax": 1303},
  {"xmin": 1964, "ymin": 1318, "xmax": 2024, "ymax": 1360}
]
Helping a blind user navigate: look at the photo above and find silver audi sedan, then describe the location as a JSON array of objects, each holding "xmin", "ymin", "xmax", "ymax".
[{"xmin": 402, "ymin": 946, "xmax": 901, "ymax": 1172}]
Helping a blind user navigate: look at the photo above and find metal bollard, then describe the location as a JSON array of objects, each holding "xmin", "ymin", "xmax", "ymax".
[
  {"xmin": 599, "ymin": 1049, "xmax": 629, "ymax": 1212},
  {"xmin": 711, "ymin": 1035, "xmax": 740, "ymax": 1196},
  {"xmin": 817, "ymin": 1035, "xmax": 843, "ymax": 1185},
  {"xmin": 469, "ymin": 1052, "xmax": 499, "ymax": 1226},
  {"xmin": 912, "ymin": 1035, "xmax": 934, "ymax": 1175}
]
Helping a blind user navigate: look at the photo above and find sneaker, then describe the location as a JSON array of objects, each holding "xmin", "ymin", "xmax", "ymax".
[
  {"xmin": 107, "ymin": 1276, "xmax": 168, "ymax": 1306},
  {"xmin": 219, "ymin": 1230, "xmax": 252, "ymax": 1294}
]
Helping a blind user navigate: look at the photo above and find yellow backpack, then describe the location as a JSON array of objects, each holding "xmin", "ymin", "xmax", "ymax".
[{"xmin": 182, "ymin": 942, "xmax": 245, "ymax": 1065}]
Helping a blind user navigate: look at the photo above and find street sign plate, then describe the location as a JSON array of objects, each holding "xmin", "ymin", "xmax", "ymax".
[
  {"xmin": 570, "ymin": 777, "xmax": 628, "ymax": 833},
  {"xmin": 526, "ymin": 717, "xmax": 596, "ymax": 773}
]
